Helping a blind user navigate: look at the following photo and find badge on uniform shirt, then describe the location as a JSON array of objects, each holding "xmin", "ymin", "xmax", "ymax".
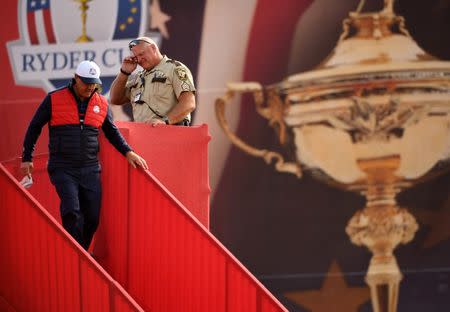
[
  {"xmin": 175, "ymin": 68, "xmax": 188, "ymax": 81},
  {"xmin": 134, "ymin": 92, "xmax": 144, "ymax": 104}
]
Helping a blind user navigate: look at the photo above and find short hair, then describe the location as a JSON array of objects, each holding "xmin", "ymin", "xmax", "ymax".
[{"xmin": 128, "ymin": 37, "xmax": 157, "ymax": 50}]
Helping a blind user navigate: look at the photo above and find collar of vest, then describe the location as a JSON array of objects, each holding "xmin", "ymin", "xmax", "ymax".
[{"xmin": 68, "ymin": 79, "xmax": 99, "ymax": 102}]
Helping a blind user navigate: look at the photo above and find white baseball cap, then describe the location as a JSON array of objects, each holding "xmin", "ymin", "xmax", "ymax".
[{"xmin": 75, "ymin": 60, "xmax": 102, "ymax": 84}]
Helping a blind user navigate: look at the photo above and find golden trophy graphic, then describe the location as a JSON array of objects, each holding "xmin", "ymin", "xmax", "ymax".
[
  {"xmin": 215, "ymin": 0, "xmax": 450, "ymax": 311},
  {"xmin": 73, "ymin": 0, "xmax": 93, "ymax": 42}
]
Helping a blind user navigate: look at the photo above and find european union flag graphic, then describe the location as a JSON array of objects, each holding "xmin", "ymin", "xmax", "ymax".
[{"xmin": 112, "ymin": 0, "xmax": 142, "ymax": 39}]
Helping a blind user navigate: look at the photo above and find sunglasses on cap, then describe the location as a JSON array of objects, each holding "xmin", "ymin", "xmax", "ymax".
[{"xmin": 128, "ymin": 38, "xmax": 153, "ymax": 50}]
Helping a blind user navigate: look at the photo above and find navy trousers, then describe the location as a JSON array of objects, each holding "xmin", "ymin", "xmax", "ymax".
[{"xmin": 49, "ymin": 165, "xmax": 102, "ymax": 250}]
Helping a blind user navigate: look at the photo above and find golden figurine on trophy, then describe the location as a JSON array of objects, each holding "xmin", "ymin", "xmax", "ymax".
[{"xmin": 73, "ymin": 0, "xmax": 93, "ymax": 42}]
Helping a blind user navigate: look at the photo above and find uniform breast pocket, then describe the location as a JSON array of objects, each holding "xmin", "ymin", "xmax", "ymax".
[{"xmin": 150, "ymin": 79, "xmax": 173, "ymax": 100}]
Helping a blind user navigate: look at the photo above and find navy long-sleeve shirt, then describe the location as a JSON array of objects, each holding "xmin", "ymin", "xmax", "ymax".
[{"xmin": 22, "ymin": 81, "xmax": 132, "ymax": 164}]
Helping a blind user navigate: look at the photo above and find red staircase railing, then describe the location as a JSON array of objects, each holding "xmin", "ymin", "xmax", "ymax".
[
  {"xmin": 113, "ymin": 167, "xmax": 287, "ymax": 312},
  {"xmin": 0, "ymin": 163, "xmax": 145, "ymax": 312},
  {"xmin": 95, "ymin": 135, "xmax": 288, "ymax": 311},
  {"xmin": 1, "ymin": 124, "xmax": 288, "ymax": 311}
]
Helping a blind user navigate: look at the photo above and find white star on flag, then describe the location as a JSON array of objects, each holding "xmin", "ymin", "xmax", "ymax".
[{"xmin": 149, "ymin": 0, "xmax": 171, "ymax": 39}]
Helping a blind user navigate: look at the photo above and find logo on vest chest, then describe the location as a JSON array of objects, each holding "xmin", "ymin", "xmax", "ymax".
[{"xmin": 93, "ymin": 105, "xmax": 100, "ymax": 113}]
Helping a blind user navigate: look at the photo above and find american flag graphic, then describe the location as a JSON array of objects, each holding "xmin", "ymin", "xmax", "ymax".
[{"xmin": 26, "ymin": 0, "xmax": 56, "ymax": 45}]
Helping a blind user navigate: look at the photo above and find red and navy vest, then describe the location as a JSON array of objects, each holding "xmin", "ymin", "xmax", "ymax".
[
  {"xmin": 48, "ymin": 88, "xmax": 108, "ymax": 167},
  {"xmin": 50, "ymin": 88, "xmax": 108, "ymax": 127}
]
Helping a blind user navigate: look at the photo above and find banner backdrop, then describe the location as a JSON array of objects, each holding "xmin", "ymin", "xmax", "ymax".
[
  {"xmin": 197, "ymin": 0, "xmax": 450, "ymax": 311},
  {"xmin": 2, "ymin": 0, "xmax": 450, "ymax": 311},
  {"xmin": 0, "ymin": 0, "xmax": 205, "ymax": 161}
]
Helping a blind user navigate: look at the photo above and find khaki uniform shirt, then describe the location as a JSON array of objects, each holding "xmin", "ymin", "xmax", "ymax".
[{"xmin": 125, "ymin": 55, "xmax": 196, "ymax": 123}]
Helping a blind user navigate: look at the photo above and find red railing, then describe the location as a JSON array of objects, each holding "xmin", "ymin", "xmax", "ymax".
[
  {"xmin": 96, "ymin": 158, "xmax": 287, "ymax": 312},
  {"xmin": 2, "ymin": 153, "xmax": 60, "ymax": 221},
  {"xmin": 1, "ymin": 123, "xmax": 287, "ymax": 311},
  {"xmin": 0, "ymin": 163, "xmax": 144, "ymax": 312},
  {"xmin": 112, "ymin": 122, "xmax": 211, "ymax": 228}
]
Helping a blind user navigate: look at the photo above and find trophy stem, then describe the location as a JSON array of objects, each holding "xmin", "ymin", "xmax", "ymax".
[
  {"xmin": 346, "ymin": 155, "xmax": 418, "ymax": 312},
  {"xmin": 74, "ymin": 0, "xmax": 93, "ymax": 43},
  {"xmin": 366, "ymin": 256, "xmax": 401, "ymax": 312}
]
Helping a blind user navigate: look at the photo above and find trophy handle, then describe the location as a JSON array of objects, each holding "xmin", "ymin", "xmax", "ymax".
[{"xmin": 215, "ymin": 82, "xmax": 302, "ymax": 177}]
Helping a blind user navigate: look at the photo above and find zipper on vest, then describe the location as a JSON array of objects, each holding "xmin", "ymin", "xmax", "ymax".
[{"xmin": 79, "ymin": 113, "xmax": 85, "ymax": 130}]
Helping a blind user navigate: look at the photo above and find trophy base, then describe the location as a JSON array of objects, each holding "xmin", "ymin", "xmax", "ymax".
[{"xmin": 76, "ymin": 35, "xmax": 93, "ymax": 43}]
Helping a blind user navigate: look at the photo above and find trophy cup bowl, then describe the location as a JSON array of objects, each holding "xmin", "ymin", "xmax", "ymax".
[{"xmin": 215, "ymin": 1, "xmax": 450, "ymax": 311}]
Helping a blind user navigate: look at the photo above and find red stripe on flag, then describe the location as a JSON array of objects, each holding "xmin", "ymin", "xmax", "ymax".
[
  {"xmin": 43, "ymin": 9, "xmax": 56, "ymax": 44},
  {"xmin": 239, "ymin": 0, "xmax": 314, "ymax": 130},
  {"xmin": 27, "ymin": 12, "xmax": 39, "ymax": 45},
  {"xmin": 212, "ymin": 0, "xmax": 315, "ymax": 260},
  {"xmin": 244, "ymin": 0, "xmax": 313, "ymax": 83},
  {"xmin": 212, "ymin": 0, "xmax": 316, "ymax": 260}
]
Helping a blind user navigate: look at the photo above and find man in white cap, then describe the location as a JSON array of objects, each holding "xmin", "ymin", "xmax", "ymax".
[
  {"xmin": 110, "ymin": 37, "xmax": 196, "ymax": 126},
  {"xmin": 21, "ymin": 60, "xmax": 148, "ymax": 250}
]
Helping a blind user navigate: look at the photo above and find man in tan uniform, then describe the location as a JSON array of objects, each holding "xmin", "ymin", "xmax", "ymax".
[{"xmin": 110, "ymin": 37, "xmax": 196, "ymax": 125}]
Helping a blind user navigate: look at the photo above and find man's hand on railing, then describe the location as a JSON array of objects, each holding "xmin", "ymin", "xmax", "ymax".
[
  {"xmin": 19, "ymin": 162, "xmax": 34, "ymax": 188},
  {"xmin": 125, "ymin": 151, "xmax": 148, "ymax": 170},
  {"xmin": 20, "ymin": 161, "xmax": 34, "ymax": 176}
]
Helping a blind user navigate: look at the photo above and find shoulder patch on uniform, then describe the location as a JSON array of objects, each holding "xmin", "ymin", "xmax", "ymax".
[
  {"xmin": 175, "ymin": 67, "xmax": 188, "ymax": 81},
  {"xmin": 181, "ymin": 82, "xmax": 191, "ymax": 91},
  {"xmin": 166, "ymin": 58, "xmax": 182, "ymax": 67}
]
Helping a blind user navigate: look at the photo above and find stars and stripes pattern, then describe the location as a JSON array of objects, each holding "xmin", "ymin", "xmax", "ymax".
[{"xmin": 26, "ymin": 0, "xmax": 56, "ymax": 45}]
